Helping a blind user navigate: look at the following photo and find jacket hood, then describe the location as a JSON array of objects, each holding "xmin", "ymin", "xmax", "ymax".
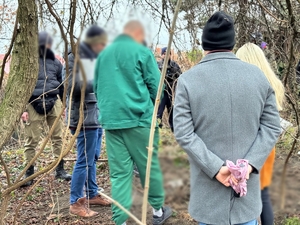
[
  {"xmin": 67, "ymin": 42, "xmax": 97, "ymax": 59},
  {"xmin": 39, "ymin": 47, "xmax": 55, "ymax": 60},
  {"xmin": 79, "ymin": 42, "xmax": 98, "ymax": 59}
]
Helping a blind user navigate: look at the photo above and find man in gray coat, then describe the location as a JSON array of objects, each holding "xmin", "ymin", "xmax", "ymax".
[{"xmin": 174, "ymin": 11, "xmax": 281, "ymax": 225}]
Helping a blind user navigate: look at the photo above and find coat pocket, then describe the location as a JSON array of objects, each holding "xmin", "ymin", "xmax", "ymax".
[
  {"xmin": 70, "ymin": 101, "xmax": 80, "ymax": 125},
  {"xmin": 83, "ymin": 102, "xmax": 100, "ymax": 127}
]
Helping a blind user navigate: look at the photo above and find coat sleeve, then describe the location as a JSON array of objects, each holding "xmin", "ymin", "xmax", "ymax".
[
  {"xmin": 141, "ymin": 50, "xmax": 161, "ymax": 104},
  {"xmin": 94, "ymin": 56, "xmax": 100, "ymax": 100},
  {"xmin": 244, "ymin": 86, "xmax": 281, "ymax": 172},
  {"xmin": 67, "ymin": 53, "xmax": 83, "ymax": 97},
  {"xmin": 174, "ymin": 78, "xmax": 224, "ymax": 179},
  {"xmin": 172, "ymin": 61, "xmax": 182, "ymax": 79}
]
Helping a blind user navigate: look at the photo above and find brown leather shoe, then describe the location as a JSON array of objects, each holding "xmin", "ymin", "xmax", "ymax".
[
  {"xmin": 69, "ymin": 197, "xmax": 99, "ymax": 218},
  {"xmin": 87, "ymin": 195, "xmax": 111, "ymax": 206}
]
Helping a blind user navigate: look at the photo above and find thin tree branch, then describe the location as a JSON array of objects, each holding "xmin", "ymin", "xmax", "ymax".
[
  {"xmin": 257, "ymin": 0, "xmax": 288, "ymax": 23},
  {"xmin": 0, "ymin": 10, "xmax": 18, "ymax": 90},
  {"xmin": 0, "ymin": 153, "xmax": 11, "ymax": 186}
]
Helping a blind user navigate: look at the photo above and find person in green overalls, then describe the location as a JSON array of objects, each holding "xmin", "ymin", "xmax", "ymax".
[{"xmin": 94, "ymin": 20, "xmax": 172, "ymax": 225}]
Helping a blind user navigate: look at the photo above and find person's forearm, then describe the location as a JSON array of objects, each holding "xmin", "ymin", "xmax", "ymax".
[{"xmin": 175, "ymin": 129, "xmax": 224, "ymax": 179}]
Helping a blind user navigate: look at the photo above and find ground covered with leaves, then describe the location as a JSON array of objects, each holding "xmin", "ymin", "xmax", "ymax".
[{"xmin": 1, "ymin": 128, "xmax": 300, "ymax": 225}]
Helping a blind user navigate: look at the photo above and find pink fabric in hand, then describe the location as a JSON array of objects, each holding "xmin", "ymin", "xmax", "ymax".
[{"xmin": 226, "ymin": 159, "xmax": 249, "ymax": 197}]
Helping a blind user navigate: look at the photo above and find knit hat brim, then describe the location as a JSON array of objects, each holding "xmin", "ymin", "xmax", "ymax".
[{"xmin": 84, "ymin": 34, "xmax": 108, "ymax": 45}]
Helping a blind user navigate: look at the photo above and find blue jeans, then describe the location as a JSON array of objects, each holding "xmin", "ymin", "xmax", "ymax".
[
  {"xmin": 70, "ymin": 128, "xmax": 102, "ymax": 204},
  {"xmin": 199, "ymin": 220, "xmax": 258, "ymax": 225}
]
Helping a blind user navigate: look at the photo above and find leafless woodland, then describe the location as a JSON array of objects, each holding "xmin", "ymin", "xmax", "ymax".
[{"xmin": 1, "ymin": 0, "xmax": 300, "ymax": 224}]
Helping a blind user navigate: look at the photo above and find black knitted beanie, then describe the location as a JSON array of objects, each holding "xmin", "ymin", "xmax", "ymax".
[{"xmin": 202, "ymin": 11, "xmax": 235, "ymax": 51}]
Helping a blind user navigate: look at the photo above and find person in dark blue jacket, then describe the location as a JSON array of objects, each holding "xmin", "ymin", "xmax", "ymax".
[
  {"xmin": 66, "ymin": 25, "xmax": 111, "ymax": 218},
  {"xmin": 157, "ymin": 47, "xmax": 181, "ymax": 132}
]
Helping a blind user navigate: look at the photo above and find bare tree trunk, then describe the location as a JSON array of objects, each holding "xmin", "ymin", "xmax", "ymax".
[
  {"xmin": 0, "ymin": 0, "xmax": 38, "ymax": 151},
  {"xmin": 235, "ymin": 0, "xmax": 249, "ymax": 48},
  {"xmin": 0, "ymin": 0, "xmax": 38, "ymax": 223}
]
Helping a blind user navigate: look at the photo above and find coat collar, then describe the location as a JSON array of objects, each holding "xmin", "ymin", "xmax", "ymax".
[
  {"xmin": 80, "ymin": 42, "xmax": 98, "ymax": 59},
  {"xmin": 67, "ymin": 42, "xmax": 97, "ymax": 59},
  {"xmin": 115, "ymin": 34, "xmax": 135, "ymax": 43},
  {"xmin": 159, "ymin": 58, "xmax": 171, "ymax": 65},
  {"xmin": 200, "ymin": 52, "xmax": 239, "ymax": 64},
  {"xmin": 39, "ymin": 47, "xmax": 55, "ymax": 60}
]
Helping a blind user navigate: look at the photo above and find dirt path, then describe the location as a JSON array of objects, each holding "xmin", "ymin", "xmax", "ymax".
[
  {"xmin": 3, "ymin": 132, "xmax": 300, "ymax": 225},
  {"xmin": 6, "ymin": 152, "xmax": 194, "ymax": 225},
  {"xmin": 270, "ymin": 153, "xmax": 300, "ymax": 223}
]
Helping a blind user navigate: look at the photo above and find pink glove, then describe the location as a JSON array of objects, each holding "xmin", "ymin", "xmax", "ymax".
[{"xmin": 226, "ymin": 159, "xmax": 249, "ymax": 197}]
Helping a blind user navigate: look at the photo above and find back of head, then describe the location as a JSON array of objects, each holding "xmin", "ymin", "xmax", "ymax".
[
  {"xmin": 202, "ymin": 11, "xmax": 235, "ymax": 51},
  {"xmin": 85, "ymin": 25, "xmax": 107, "ymax": 46},
  {"xmin": 161, "ymin": 47, "xmax": 167, "ymax": 55},
  {"xmin": 123, "ymin": 20, "xmax": 145, "ymax": 43},
  {"xmin": 39, "ymin": 31, "xmax": 53, "ymax": 48},
  {"xmin": 250, "ymin": 32, "xmax": 263, "ymax": 45},
  {"xmin": 236, "ymin": 43, "xmax": 284, "ymax": 110}
]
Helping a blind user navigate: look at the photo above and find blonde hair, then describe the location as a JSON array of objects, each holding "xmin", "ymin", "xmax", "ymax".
[{"xmin": 236, "ymin": 43, "xmax": 285, "ymax": 111}]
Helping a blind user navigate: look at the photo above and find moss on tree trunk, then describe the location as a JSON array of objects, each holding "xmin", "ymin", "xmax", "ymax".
[{"xmin": 0, "ymin": 0, "xmax": 39, "ymax": 151}]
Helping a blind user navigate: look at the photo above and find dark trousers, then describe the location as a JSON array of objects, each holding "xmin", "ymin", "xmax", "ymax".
[
  {"xmin": 261, "ymin": 187, "xmax": 274, "ymax": 225},
  {"xmin": 157, "ymin": 90, "xmax": 173, "ymax": 131}
]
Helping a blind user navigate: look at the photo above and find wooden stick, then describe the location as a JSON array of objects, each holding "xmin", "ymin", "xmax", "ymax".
[
  {"xmin": 99, "ymin": 192, "xmax": 143, "ymax": 225},
  {"xmin": 141, "ymin": 0, "xmax": 183, "ymax": 223}
]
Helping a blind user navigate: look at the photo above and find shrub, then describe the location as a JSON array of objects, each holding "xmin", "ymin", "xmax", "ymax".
[{"xmin": 283, "ymin": 217, "xmax": 300, "ymax": 225}]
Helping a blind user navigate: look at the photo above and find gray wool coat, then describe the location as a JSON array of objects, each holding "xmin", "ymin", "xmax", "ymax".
[{"xmin": 174, "ymin": 52, "xmax": 281, "ymax": 225}]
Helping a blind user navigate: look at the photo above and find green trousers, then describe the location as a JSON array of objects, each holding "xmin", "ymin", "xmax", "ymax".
[
  {"xmin": 106, "ymin": 127, "xmax": 165, "ymax": 225},
  {"xmin": 24, "ymin": 100, "xmax": 63, "ymax": 164}
]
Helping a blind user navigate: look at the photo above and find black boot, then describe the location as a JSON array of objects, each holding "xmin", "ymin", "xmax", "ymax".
[
  {"xmin": 20, "ymin": 165, "xmax": 34, "ymax": 188},
  {"xmin": 55, "ymin": 159, "xmax": 72, "ymax": 181}
]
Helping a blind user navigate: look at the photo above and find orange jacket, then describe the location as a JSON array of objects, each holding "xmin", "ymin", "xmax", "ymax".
[{"xmin": 260, "ymin": 147, "xmax": 275, "ymax": 190}]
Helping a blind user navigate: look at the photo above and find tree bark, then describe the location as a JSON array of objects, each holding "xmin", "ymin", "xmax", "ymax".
[{"xmin": 0, "ymin": 0, "xmax": 39, "ymax": 152}]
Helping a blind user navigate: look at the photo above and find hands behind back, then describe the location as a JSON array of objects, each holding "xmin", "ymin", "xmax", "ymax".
[
  {"xmin": 216, "ymin": 166, "xmax": 231, "ymax": 187},
  {"xmin": 216, "ymin": 164, "xmax": 253, "ymax": 187}
]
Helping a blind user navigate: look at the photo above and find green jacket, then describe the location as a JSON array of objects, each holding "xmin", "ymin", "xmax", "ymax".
[{"xmin": 94, "ymin": 35, "xmax": 161, "ymax": 130}]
